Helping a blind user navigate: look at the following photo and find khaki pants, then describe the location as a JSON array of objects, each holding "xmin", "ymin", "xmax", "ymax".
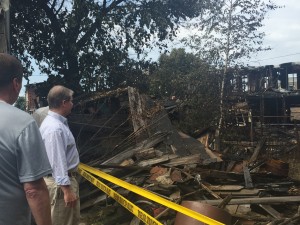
[{"xmin": 44, "ymin": 176, "xmax": 80, "ymax": 225}]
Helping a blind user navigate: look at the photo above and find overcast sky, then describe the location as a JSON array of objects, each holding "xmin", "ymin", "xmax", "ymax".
[
  {"xmin": 249, "ymin": 0, "xmax": 300, "ymax": 66},
  {"xmin": 21, "ymin": 0, "xmax": 300, "ymax": 95},
  {"xmin": 153, "ymin": 0, "xmax": 300, "ymax": 67}
]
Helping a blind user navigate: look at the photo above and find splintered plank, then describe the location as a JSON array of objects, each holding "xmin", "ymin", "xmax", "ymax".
[
  {"xmin": 200, "ymin": 196, "xmax": 300, "ymax": 206},
  {"xmin": 243, "ymin": 161, "xmax": 254, "ymax": 188},
  {"xmin": 259, "ymin": 204, "xmax": 282, "ymax": 219}
]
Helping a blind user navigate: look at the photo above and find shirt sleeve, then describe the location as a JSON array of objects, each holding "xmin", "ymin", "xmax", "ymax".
[
  {"xmin": 17, "ymin": 121, "xmax": 52, "ymax": 183},
  {"xmin": 43, "ymin": 129, "xmax": 71, "ymax": 185}
]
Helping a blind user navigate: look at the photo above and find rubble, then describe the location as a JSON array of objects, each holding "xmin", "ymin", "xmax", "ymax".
[{"xmin": 69, "ymin": 87, "xmax": 300, "ymax": 225}]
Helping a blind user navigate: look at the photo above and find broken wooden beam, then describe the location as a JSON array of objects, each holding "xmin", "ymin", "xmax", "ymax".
[
  {"xmin": 163, "ymin": 154, "xmax": 203, "ymax": 167},
  {"xmin": 249, "ymin": 137, "xmax": 266, "ymax": 163},
  {"xmin": 137, "ymin": 154, "xmax": 178, "ymax": 167},
  {"xmin": 243, "ymin": 161, "xmax": 254, "ymax": 188},
  {"xmin": 200, "ymin": 196, "xmax": 300, "ymax": 206},
  {"xmin": 259, "ymin": 204, "xmax": 282, "ymax": 219},
  {"xmin": 217, "ymin": 194, "xmax": 233, "ymax": 209}
]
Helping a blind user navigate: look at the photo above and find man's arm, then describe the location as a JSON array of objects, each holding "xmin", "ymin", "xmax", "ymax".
[{"xmin": 23, "ymin": 178, "xmax": 52, "ymax": 225}]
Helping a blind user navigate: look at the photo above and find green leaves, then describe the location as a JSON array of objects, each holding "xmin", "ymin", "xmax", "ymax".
[
  {"xmin": 182, "ymin": 0, "xmax": 280, "ymax": 138},
  {"xmin": 14, "ymin": 96, "xmax": 26, "ymax": 110},
  {"xmin": 10, "ymin": 0, "xmax": 205, "ymax": 94},
  {"xmin": 185, "ymin": 0, "xmax": 280, "ymax": 67},
  {"xmin": 149, "ymin": 48, "xmax": 221, "ymax": 134}
]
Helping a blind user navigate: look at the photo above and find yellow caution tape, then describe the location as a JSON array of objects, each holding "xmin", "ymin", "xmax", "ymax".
[
  {"xmin": 78, "ymin": 167, "xmax": 163, "ymax": 225},
  {"xmin": 79, "ymin": 163, "xmax": 225, "ymax": 225}
]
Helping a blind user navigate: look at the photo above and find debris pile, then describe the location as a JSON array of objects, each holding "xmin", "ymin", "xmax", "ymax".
[{"xmin": 71, "ymin": 87, "xmax": 300, "ymax": 225}]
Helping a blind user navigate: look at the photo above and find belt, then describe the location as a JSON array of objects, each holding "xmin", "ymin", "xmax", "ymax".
[{"xmin": 46, "ymin": 172, "xmax": 77, "ymax": 177}]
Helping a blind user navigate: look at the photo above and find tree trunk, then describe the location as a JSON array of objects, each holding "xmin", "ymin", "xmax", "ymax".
[
  {"xmin": 214, "ymin": 0, "xmax": 233, "ymax": 151},
  {"xmin": 64, "ymin": 52, "xmax": 82, "ymax": 94},
  {"xmin": 0, "ymin": 4, "xmax": 9, "ymax": 53}
]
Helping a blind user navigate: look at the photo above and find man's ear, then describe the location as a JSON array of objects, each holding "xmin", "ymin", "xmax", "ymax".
[
  {"xmin": 62, "ymin": 100, "xmax": 67, "ymax": 107},
  {"xmin": 12, "ymin": 78, "xmax": 22, "ymax": 93}
]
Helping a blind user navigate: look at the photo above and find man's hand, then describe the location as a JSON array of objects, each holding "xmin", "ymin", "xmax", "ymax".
[{"xmin": 60, "ymin": 185, "xmax": 78, "ymax": 208}]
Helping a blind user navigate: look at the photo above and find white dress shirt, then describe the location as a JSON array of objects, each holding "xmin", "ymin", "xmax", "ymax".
[{"xmin": 40, "ymin": 111, "xmax": 79, "ymax": 185}]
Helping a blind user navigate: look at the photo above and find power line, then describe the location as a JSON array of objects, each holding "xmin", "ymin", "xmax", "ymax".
[{"xmin": 249, "ymin": 52, "xmax": 300, "ymax": 63}]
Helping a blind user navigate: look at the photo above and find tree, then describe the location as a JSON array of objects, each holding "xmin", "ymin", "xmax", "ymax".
[
  {"xmin": 10, "ymin": 0, "xmax": 205, "ymax": 95},
  {"xmin": 14, "ymin": 96, "xmax": 26, "ymax": 111},
  {"xmin": 184, "ymin": 0, "xmax": 280, "ymax": 149},
  {"xmin": 0, "ymin": 0, "xmax": 10, "ymax": 53},
  {"xmin": 150, "ymin": 48, "xmax": 221, "ymax": 134}
]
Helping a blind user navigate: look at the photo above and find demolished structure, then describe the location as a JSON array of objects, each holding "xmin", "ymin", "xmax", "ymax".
[
  {"xmin": 68, "ymin": 84, "xmax": 300, "ymax": 224},
  {"xmin": 24, "ymin": 62, "xmax": 300, "ymax": 224}
]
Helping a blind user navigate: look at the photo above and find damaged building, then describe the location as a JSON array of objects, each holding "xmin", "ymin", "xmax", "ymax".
[
  {"xmin": 23, "ymin": 63, "xmax": 300, "ymax": 225},
  {"xmin": 230, "ymin": 62, "xmax": 300, "ymax": 124}
]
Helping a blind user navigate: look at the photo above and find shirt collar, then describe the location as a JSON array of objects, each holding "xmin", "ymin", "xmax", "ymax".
[{"xmin": 48, "ymin": 110, "xmax": 68, "ymax": 124}]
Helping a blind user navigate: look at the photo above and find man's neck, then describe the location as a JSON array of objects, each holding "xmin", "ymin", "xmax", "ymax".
[
  {"xmin": 0, "ymin": 95, "xmax": 12, "ymax": 105},
  {"xmin": 0, "ymin": 86, "xmax": 17, "ymax": 105},
  {"xmin": 49, "ymin": 108, "xmax": 67, "ymax": 117}
]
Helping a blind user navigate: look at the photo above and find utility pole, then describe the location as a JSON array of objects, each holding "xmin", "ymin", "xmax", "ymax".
[{"xmin": 0, "ymin": 0, "xmax": 10, "ymax": 53}]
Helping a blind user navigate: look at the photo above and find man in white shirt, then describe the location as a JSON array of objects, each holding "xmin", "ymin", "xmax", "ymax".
[{"xmin": 40, "ymin": 85, "xmax": 80, "ymax": 225}]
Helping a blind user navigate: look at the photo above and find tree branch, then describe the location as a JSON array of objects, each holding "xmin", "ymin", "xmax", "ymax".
[
  {"xmin": 55, "ymin": 0, "xmax": 65, "ymax": 15},
  {"xmin": 37, "ymin": 0, "xmax": 64, "ymax": 37},
  {"xmin": 50, "ymin": 0, "xmax": 57, "ymax": 11},
  {"xmin": 76, "ymin": 0, "xmax": 125, "ymax": 48}
]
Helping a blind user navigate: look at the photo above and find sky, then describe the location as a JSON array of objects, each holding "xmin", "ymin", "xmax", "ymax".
[
  {"xmin": 248, "ymin": 0, "xmax": 300, "ymax": 67},
  {"xmin": 20, "ymin": 0, "xmax": 300, "ymax": 96}
]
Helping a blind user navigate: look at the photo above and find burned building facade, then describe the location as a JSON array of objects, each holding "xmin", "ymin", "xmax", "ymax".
[{"xmin": 230, "ymin": 62, "xmax": 300, "ymax": 124}]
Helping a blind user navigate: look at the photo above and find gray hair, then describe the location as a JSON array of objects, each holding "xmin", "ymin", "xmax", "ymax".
[{"xmin": 47, "ymin": 85, "xmax": 74, "ymax": 109}]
